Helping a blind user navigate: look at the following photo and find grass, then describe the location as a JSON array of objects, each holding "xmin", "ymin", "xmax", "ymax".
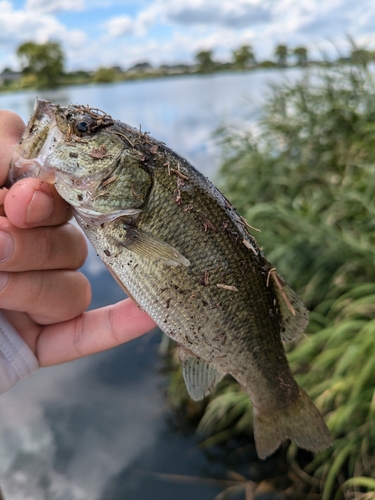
[{"xmin": 167, "ymin": 65, "xmax": 375, "ymax": 499}]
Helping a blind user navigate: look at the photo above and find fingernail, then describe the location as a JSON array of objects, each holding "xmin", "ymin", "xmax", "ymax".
[
  {"xmin": 27, "ymin": 190, "xmax": 54, "ymax": 224},
  {"xmin": 0, "ymin": 272, "xmax": 9, "ymax": 291},
  {"xmin": 0, "ymin": 231, "xmax": 14, "ymax": 262}
]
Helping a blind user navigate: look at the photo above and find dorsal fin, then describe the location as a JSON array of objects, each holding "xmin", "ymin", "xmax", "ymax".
[{"xmin": 268, "ymin": 269, "xmax": 309, "ymax": 342}]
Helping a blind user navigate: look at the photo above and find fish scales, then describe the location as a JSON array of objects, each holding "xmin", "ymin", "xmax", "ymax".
[
  {"xmin": 84, "ymin": 155, "xmax": 296, "ymax": 408},
  {"xmin": 140, "ymin": 161, "xmax": 294, "ymax": 396},
  {"xmin": 9, "ymin": 99, "xmax": 332, "ymax": 459}
]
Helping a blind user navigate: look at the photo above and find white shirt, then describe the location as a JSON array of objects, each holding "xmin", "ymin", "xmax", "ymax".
[{"xmin": 0, "ymin": 312, "xmax": 39, "ymax": 393}]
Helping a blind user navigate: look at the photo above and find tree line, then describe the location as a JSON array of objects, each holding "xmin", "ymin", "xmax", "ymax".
[
  {"xmin": 3, "ymin": 40, "xmax": 374, "ymax": 90},
  {"xmin": 196, "ymin": 44, "xmax": 308, "ymax": 72}
]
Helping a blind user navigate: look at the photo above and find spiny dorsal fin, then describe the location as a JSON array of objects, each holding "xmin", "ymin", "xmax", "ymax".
[
  {"xmin": 267, "ymin": 268, "xmax": 309, "ymax": 342},
  {"xmin": 178, "ymin": 346, "xmax": 225, "ymax": 401},
  {"xmin": 117, "ymin": 224, "xmax": 190, "ymax": 267}
]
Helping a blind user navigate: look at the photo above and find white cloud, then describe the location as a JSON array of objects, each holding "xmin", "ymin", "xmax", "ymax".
[
  {"xmin": 105, "ymin": 0, "xmax": 272, "ymax": 35},
  {"xmin": 100, "ymin": 0, "xmax": 375, "ymax": 68},
  {"xmin": 2, "ymin": 0, "xmax": 375, "ymax": 73},
  {"xmin": 103, "ymin": 3, "xmax": 164, "ymax": 38},
  {"xmin": 0, "ymin": 1, "xmax": 63, "ymax": 43},
  {"xmin": 104, "ymin": 15, "xmax": 134, "ymax": 37},
  {"xmin": 0, "ymin": 0, "xmax": 87, "ymax": 70},
  {"xmin": 166, "ymin": 0, "xmax": 271, "ymax": 28},
  {"xmin": 25, "ymin": 0, "xmax": 85, "ymax": 14}
]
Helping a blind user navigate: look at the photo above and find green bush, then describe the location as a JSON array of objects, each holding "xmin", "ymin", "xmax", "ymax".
[
  {"xmin": 191, "ymin": 67, "xmax": 375, "ymax": 499},
  {"xmin": 93, "ymin": 67, "xmax": 117, "ymax": 83}
]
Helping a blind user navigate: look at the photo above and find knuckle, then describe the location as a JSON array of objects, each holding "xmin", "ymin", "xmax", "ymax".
[
  {"xmin": 35, "ymin": 227, "xmax": 56, "ymax": 269},
  {"xmin": 30, "ymin": 271, "xmax": 90, "ymax": 322},
  {"xmin": 76, "ymin": 232, "xmax": 88, "ymax": 268},
  {"xmin": 70, "ymin": 273, "xmax": 91, "ymax": 313},
  {"xmin": 59, "ymin": 272, "xmax": 91, "ymax": 318},
  {"xmin": 65, "ymin": 224, "xmax": 88, "ymax": 269},
  {"xmin": 72, "ymin": 311, "xmax": 88, "ymax": 358},
  {"xmin": 108, "ymin": 306, "xmax": 122, "ymax": 346},
  {"xmin": 29, "ymin": 271, "xmax": 49, "ymax": 307},
  {"xmin": 30, "ymin": 224, "xmax": 87, "ymax": 271}
]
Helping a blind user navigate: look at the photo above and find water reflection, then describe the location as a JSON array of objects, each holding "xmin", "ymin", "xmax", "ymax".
[
  {"xmin": 0, "ymin": 68, "xmax": 301, "ymax": 177},
  {"xmin": 0, "ymin": 329, "xmax": 165, "ymax": 500}
]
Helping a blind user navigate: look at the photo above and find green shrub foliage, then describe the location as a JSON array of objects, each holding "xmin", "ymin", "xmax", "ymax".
[{"xmin": 197, "ymin": 67, "xmax": 375, "ymax": 498}]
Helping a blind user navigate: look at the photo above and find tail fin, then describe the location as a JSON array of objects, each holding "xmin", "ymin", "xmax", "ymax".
[{"xmin": 253, "ymin": 388, "xmax": 332, "ymax": 459}]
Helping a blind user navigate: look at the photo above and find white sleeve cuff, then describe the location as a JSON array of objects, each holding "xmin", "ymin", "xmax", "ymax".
[{"xmin": 0, "ymin": 312, "xmax": 39, "ymax": 393}]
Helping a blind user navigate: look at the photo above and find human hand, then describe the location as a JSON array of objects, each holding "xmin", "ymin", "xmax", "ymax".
[{"xmin": 0, "ymin": 110, "xmax": 156, "ymax": 369}]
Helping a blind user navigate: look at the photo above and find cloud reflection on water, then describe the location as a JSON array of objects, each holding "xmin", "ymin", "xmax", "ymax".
[{"xmin": 0, "ymin": 327, "xmax": 164, "ymax": 499}]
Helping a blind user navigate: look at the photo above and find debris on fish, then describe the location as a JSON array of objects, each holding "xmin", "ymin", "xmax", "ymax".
[{"xmin": 9, "ymin": 99, "xmax": 332, "ymax": 459}]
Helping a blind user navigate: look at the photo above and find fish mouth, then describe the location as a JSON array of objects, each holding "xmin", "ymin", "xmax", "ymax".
[
  {"xmin": 19, "ymin": 99, "xmax": 59, "ymax": 159},
  {"xmin": 8, "ymin": 99, "xmax": 63, "ymax": 185},
  {"xmin": 9, "ymin": 99, "xmax": 141, "ymax": 226}
]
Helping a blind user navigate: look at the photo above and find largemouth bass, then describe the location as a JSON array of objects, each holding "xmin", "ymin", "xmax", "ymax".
[{"xmin": 9, "ymin": 99, "xmax": 331, "ymax": 459}]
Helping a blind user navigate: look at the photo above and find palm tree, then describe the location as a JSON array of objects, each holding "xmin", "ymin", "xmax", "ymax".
[
  {"xmin": 351, "ymin": 49, "xmax": 371, "ymax": 67},
  {"xmin": 274, "ymin": 44, "xmax": 288, "ymax": 67},
  {"xmin": 195, "ymin": 50, "xmax": 215, "ymax": 73},
  {"xmin": 232, "ymin": 45, "xmax": 256, "ymax": 69},
  {"xmin": 293, "ymin": 46, "xmax": 308, "ymax": 66},
  {"xmin": 347, "ymin": 35, "xmax": 371, "ymax": 67}
]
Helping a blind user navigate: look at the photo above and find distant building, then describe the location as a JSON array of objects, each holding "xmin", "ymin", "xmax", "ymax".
[
  {"xmin": 127, "ymin": 62, "xmax": 153, "ymax": 74},
  {"xmin": 0, "ymin": 69, "xmax": 21, "ymax": 85},
  {"xmin": 111, "ymin": 66, "xmax": 124, "ymax": 74},
  {"xmin": 159, "ymin": 64, "xmax": 193, "ymax": 74}
]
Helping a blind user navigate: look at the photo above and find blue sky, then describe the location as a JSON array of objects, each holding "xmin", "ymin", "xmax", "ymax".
[{"xmin": 0, "ymin": 0, "xmax": 374, "ymax": 72}]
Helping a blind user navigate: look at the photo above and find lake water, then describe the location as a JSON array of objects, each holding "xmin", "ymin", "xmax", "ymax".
[{"xmin": 0, "ymin": 68, "xmax": 303, "ymax": 500}]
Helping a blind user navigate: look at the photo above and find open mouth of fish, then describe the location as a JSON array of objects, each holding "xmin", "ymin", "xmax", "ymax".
[{"xmin": 9, "ymin": 99, "xmax": 142, "ymax": 225}]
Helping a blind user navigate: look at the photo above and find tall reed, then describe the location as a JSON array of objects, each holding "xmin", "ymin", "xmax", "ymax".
[{"xmin": 193, "ymin": 66, "xmax": 375, "ymax": 499}]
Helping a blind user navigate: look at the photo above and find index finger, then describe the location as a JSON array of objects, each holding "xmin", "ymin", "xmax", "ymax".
[{"xmin": 35, "ymin": 298, "xmax": 157, "ymax": 366}]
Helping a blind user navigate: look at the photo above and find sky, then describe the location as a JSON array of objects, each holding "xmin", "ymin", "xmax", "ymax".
[{"xmin": 0, "ymin": 0, "xmax": 374, "ymax": 72}]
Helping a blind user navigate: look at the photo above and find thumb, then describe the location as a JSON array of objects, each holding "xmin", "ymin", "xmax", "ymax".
[{"xmin": 0, "ymin": 111, "xmax": 25, "ymax": 186}]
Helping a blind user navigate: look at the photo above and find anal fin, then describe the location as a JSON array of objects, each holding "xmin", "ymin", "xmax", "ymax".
[{"xmin": 179, "ymin": 347, "xmax": 225, "ymax": 401}]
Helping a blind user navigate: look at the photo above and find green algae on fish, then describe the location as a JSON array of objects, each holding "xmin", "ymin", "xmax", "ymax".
[{"xmin": 9, "ymin": 99, "xmax": 332, "ymax": 459}]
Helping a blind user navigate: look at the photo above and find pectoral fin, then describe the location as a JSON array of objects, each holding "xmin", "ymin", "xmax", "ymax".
[
  {"xmin": 179, "ymin": 347, "xmax": 225, "ymax": 401},
  {"xmin": 75, "ymin": 207, "xmax": 143, "ymax": 226},
  {"xmin": 118, "ymin": 224, "xmax": 190, "ymax": 267}
]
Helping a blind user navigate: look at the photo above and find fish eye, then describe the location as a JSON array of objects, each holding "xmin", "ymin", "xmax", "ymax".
[{"xmin": 75, "ymin": 121, "xmax": 89, "ymax": 134}]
